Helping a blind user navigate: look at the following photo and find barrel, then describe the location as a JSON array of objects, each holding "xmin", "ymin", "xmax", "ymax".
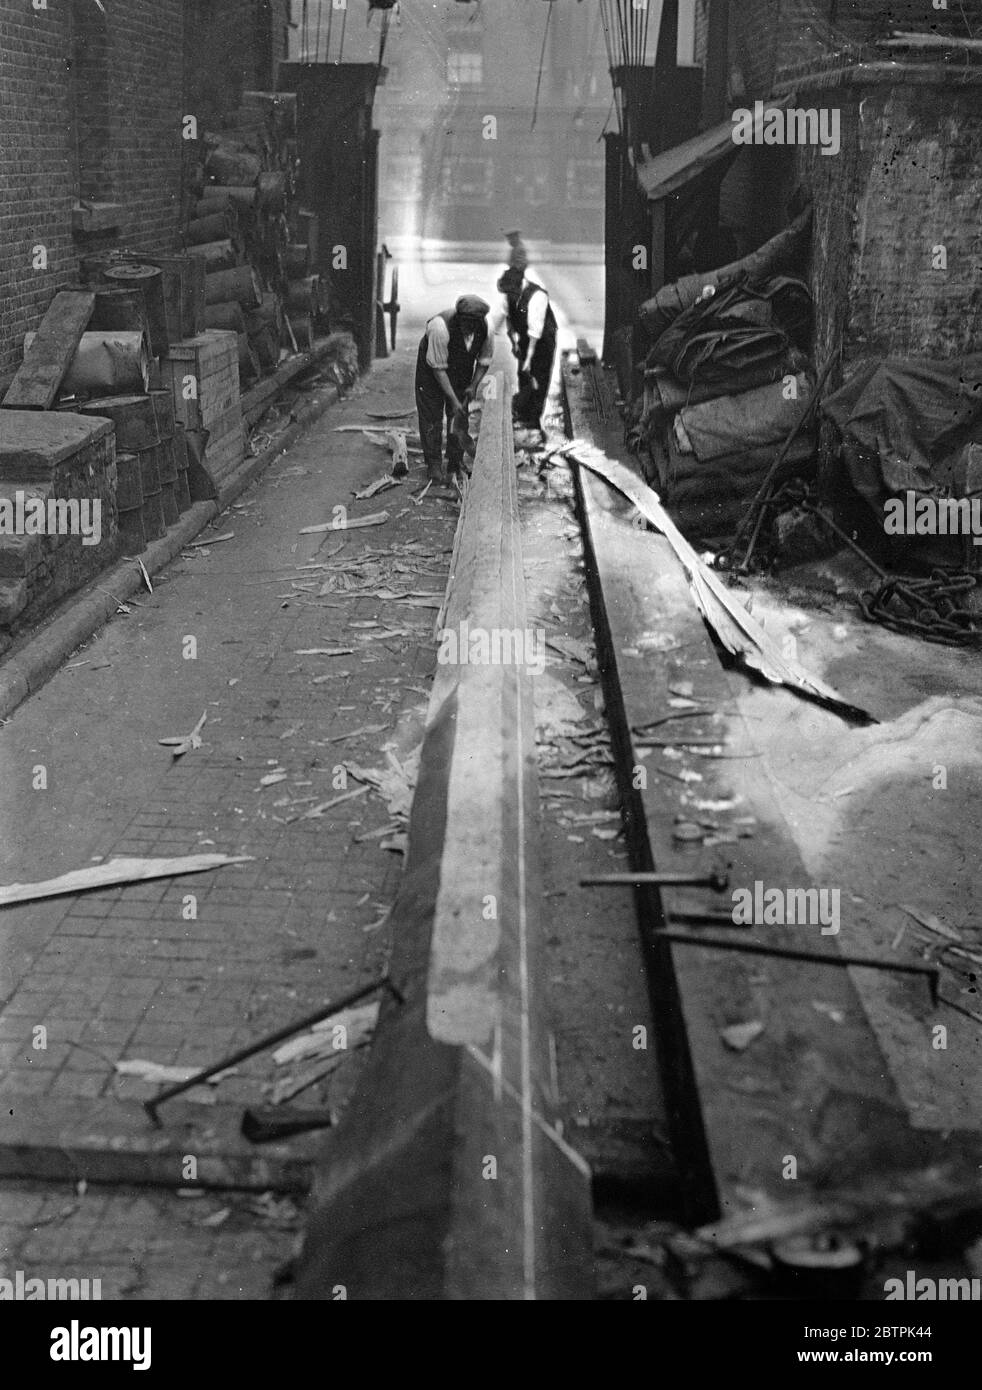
[
  {"xmin": 204, "ymin": 301, "xmax": 247, "ymax": 334},
  {"xmin": 207, "ymin": 148, "xmax": 263, "ymax": 185},
  {"xmin": 199, "ymin": 185, "xmax": 258, "ymax": 213},
  {"xmin": 115, "ymin": 453, "xmax": 144, "ymax": 511},
  {"xmin": 90, "ymin": 288, "xmax": 149, "ymax": 338},
  {"xmin": 102, "ymin": 263, "xmax": 169, "ymax": 357},
  {"xmin": 205, "ymin": 266, "xmax": 262, "ymax": 310},
  {"xmin": 117, "ymin": 506, "xmax": 147, "ymax": 553},
  {"xmin": 150, "ymin": 389, "xmax": 176, "ymax": 442},
  {"xmin": 284, "ymin": 276, "xmax": 317, "ymax": 316},
  {"xmin": 186, "ymin": 209, "xmax": 236, "ymax": 245},
  {"xmin": 249, "ymin": 325, "xmax": 278, "ymax": 372},
  {"xmin": 25, "ymin": 331, "xmax": 150, "ymax": 397},
  {"xmin": 187, "ymin": 240, "xmax": 237, "ymax": 272},
  {"xmin": 79, "ymin": 250, "xmax": 127, "ymax": 286},
  {"xmin": 76, "ymin": 394, "xmax": 160, "ymax": 451},
  {"xmin": 143, "ymin": 254, "xmax": 206, "ymax": 342},
  {"xmin": 138, "ymin": 446, "xmax": 161, "ymax": 497},
  {"xmin": 135, "ymin": 445, "xmax": 166, "ymax": 541},
  {"xmin": 155, "ymin": 439, "xmax": 178, "ymax": 487}
]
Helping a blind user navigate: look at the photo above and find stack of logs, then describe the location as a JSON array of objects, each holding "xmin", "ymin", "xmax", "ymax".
[{"xmin": 185, "ymin": 90, "xmax": 329, "ymax": 387}]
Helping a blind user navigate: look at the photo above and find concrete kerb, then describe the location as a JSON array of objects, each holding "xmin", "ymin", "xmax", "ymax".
[{"xmin": 0, "ymin": 379, "xmax": 341, "ymax": 725}]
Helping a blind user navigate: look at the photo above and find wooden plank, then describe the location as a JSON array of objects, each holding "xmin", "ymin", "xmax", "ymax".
[
  {"xmin": 2, "ymin": 292, "xmax": 95, "ymax": 411},
  {"xmin": 296, "ymin": 376, "xmax": 594, "ymax": 1300}
]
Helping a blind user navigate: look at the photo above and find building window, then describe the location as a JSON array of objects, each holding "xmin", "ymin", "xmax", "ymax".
[
  {"xmin": 447, "ymin": 50, "xmax": 483, "ymax": 86},
  {"xmin": 566, "ymin": 158, "xmax": 604, "ymax": 208},
  {"xmin": 515, "ymin": 160, "xmax": 551, "ymax": 208},
  {"xmin": 441, "ymin": 156, "xmax": 493, "ymax": 205}
]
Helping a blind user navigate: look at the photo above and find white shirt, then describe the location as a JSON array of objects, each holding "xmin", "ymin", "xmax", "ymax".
[
  {"xmin": 425, "ymin": 315, "xmax": 494, "ymax": 371},
  {"xmin": 495, "ymin": 283, "xmax": 549, "ymax": 341}
]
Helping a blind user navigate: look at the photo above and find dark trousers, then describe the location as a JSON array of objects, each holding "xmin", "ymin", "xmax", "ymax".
[
  {"xmin": 513, "ymin": 329, "xmax": 557, "ymax": 428},
  {"xmin": 415, "ymin": 354, "xmax": 467, "ymax": 475}
]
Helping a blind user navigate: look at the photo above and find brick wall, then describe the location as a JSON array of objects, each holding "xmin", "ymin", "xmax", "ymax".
[
  {"xmin": 793, "ymin": 74, "xmax": 982, "ymax": 364},
  {"xmin": 0, "ymin": 0, "xmax": 186, "ymax": 380},
  {"xmin": 0, "ymin": 3, "xmax": 77, "ymax": 382}
]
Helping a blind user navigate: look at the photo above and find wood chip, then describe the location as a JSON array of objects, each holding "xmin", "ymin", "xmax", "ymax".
[
  {"xmin": 189, "ymin": 532, "xmax": 234, "ymax": 547},
  {"xmin": 300, "ymin": 511, "xmax": 389, "ymax": 534},
  {"xmin": 899, "ymin": 904, "xmax": 962, "ymax": 943},
  {"xmin": 0, "ymin": 852, "xmax": 253, "ymax": 909}
]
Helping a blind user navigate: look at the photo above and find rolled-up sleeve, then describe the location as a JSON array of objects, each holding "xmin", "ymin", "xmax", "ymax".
[{"xmin": 425, "ymin": 318, "xmax": 450, "ymax": 370}]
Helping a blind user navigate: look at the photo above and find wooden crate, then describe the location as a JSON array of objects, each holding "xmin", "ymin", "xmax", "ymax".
[{"xmin": 159, "ymin": 331, "xmax": 241, "ymax": 433}]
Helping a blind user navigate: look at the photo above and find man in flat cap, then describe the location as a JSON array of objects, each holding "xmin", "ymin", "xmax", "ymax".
[
  {"xmin": 497, "ymin": 266, "xmax": 557, "ymax": 436},
  {"xmin": 414, "ymin": 294, "xmax": 493, "ymax": 484}
]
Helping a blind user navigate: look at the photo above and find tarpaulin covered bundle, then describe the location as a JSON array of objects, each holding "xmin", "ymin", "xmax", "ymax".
[
  {"xmin": 822, "ymin": 355, "xmax": 982, "ymax": 512},
  {"xmin": 638, "ymin": 207, "xmax": 813, "ymax": 342},
  {"xmin": 657, "ymin": 433, "xmax": 816, "ymax": 540},
  {"xmin": 673, "ymin": 372, "xmax": 814, "ymax": 462},
  {"xmin": 649, "ymin": 274, "xmax": 812, "ymax": 390}
]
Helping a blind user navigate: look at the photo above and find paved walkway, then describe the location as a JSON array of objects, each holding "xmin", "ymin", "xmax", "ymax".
[{"xmin": 0, "ymin": 333, "xmax": 463, "ymax": 1296}]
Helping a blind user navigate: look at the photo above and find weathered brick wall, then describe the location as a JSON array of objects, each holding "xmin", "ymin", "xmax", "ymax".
[
  {"xmin": 0, "ymin": 3, "xmax": 77, "ymax": 382},
  {"xmin": 0, "ymin": 0, "xmax": 186, "ymax": 380},
  {"xmin": 793, "ymin": 75, "xmax": 982, "ymax": 364},
  {"xmin": 96, "ymin": 1, "xmax": 185, "ymax": 251}
]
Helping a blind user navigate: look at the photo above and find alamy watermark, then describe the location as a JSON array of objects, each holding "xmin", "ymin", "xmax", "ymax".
[
  {"xmin": 437, "ymin": 621, "xmax": 546, "ymax": 675},
  {"xmin": 731, "ymin": 882, "xmax": 840, "ymax": 935},
  {"xmin": 0, "ymin": 492, "xmax": 102, "ymax": 546},
  {"xmin": 731, "ymin": 100, "xmax": 840, "ymax": 157},
  {"xmin": 884, "ymin": 1271, "xmax": 981, "ymax": 1300},
  {"xmin": 884, "ymin": 490, "xmax": 982, "ymax": 546},
  {"xmin": 0, "ymin": 1269, "xmax": 101, "ymax": 1299}
]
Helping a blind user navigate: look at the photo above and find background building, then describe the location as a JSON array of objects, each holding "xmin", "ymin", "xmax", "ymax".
[{"xmin": 293, "ymin": 0, "xmax": 611, "ymax": 256}]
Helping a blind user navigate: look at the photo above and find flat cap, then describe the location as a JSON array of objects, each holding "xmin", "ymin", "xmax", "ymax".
[{"xmin": 455, "ymin": 294, "xmax": 490, "ymax": 318}]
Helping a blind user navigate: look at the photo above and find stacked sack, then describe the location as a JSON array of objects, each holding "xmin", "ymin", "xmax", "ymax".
[{"xmin": 634, "ymin": 212, "xmax": 818, "ymax": 540}]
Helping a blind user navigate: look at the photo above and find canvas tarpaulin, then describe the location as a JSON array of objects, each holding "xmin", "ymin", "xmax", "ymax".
[
  {"xmin": 823, "ymin": 355, "xmax": 982, "ymax": 510},
  {"xmin": 676, "ymin": 373, "xmax": 814, "ymax": 463},
  {"xmin": 639, "ymin": 208, "xmax": 813, "ymax": 342}
]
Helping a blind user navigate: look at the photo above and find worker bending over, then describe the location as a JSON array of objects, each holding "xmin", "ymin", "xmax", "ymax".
[
  {"xmin": 414, "ymin": 295, "xmax": 493, "ymax": 484},
  {"xmin": 497, "ymin": 267, "xmax": 557, "ymax": 436}
]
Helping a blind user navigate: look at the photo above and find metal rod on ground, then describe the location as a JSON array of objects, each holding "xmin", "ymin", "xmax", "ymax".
[
  {"xmin": 582, "ymin": 870, "xmax": 730, "ymax": 891},
  {"xmin": 653, "ymin": 931, "xmax": 940, "ymax": 1003},
  {"xmin": 143, "ymin": 975, "xmax": 403, "ymax": 1127},
  {"xmin": 733, "ymin": 343, "xmax": 842, "ymax": 571}
]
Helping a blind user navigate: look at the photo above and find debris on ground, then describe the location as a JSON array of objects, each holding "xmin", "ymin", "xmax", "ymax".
[
  {"xmin": 268, "ymin": 1001, "xmax": 380, "ymax": 1104},
  {"xmin": 158, "ymin": 710, "xmax": 208, "ymax": 758},
  {"xmin": 0, "ymin": 853, "xmax": 253, "ymax": 909}
]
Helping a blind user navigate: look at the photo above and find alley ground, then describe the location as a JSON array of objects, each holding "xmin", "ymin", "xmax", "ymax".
[
  {"xmin": 0, "ymin": 263, "xmax": 660, "ymax": 1300},
  {"xmin": 0, "ymin": 329, "xmax": 458, "ymax": 1297},
  {"xmin": 2, "ymin": 263, "xmax": 977, "ymax": 1302}
]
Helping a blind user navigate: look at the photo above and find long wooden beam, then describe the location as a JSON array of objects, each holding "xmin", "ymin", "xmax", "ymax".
[{"xmin": 295, "ymin": 377, "xmax": 593, "ymax": 1300}]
